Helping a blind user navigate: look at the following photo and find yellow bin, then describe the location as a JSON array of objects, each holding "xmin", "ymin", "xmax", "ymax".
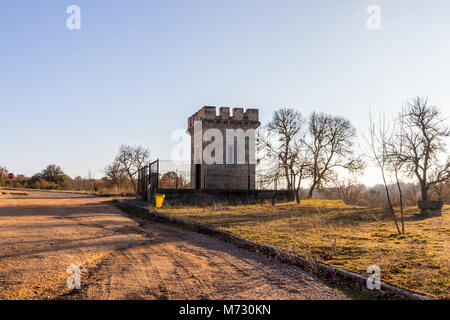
[{"xmin": 155, "ymin": 193, "xmax": 165, "ymax": 208}]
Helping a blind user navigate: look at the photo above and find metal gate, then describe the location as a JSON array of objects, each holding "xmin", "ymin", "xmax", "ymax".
[{"xmin": 137, "ymin": 159, "xmax": 159, "ymax": 200}]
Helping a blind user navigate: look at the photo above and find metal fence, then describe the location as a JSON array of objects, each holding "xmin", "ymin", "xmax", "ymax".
[
  {"xmin": 137, "ymin": 159, "xmax": 288, "ymax": 199},
  {"xmin": 158, "ymin": 160, "xmax": 191, "ymax": 189},
  {"xmin": 255, "ymin": 169, "xmax": 288, "ymax": 191},
  {"xmin": 137, "ymin": 159, "xmax": 159, "ymax": 200}
]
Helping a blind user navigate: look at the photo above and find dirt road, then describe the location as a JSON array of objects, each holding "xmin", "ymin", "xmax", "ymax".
[{"xmin": 0, "ymin": 190, "xmax": 349, "ymax": 300}]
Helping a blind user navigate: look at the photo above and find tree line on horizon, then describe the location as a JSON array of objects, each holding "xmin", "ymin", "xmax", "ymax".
[
  {"xmin": 258, "ymin": 96, "xmax": 449, "ymax": 234},
  {"xmin": 2, "ymin": 162, "xmax": 447, "ymax": 207},
  {"xmin": 1, "ymin": 97, "xmax": 449, "ymax": 220},
  {"xmin": 0, "ymin": 164, "xmax": 132, "ymax": 194},
  {"xmin": 0, "ymin": 145, "xmax": 151, "ymax": 195}
]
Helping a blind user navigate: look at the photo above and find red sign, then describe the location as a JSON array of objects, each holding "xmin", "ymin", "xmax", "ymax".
[{"xmin": 8, "ymin": 173, "xmax": 14, "ymax": 180}]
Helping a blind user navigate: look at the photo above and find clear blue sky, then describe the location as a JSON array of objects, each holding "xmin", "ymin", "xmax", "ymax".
[{"xmin": 1, "ymin": 0, "xmax": 449, "ymax": 184}]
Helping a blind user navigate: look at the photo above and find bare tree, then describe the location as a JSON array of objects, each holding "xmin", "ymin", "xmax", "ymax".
[
  {"xmin": 258, "ymin": 108, "xmax": 310, "ymax": 203},
  {"xmin": 387, "ymin": 119, "xmax": 406, "ymax": 233},
  {"xmin": 115, "ymin": 145, "xmax": 150, "ymax": 192},
  {"xmin": 305, "ymin": 112, "xmax": 364, "ymax": 198},
  {"xmin": 0, "ymin": 166, "xmax": 7, "ymax": 177},
  {"xmin": 390, "ymin": 158, "xmax": 405, "ymax": 233},
  {"xmin": 104, "ymin": 160, "xmax": 127, "ymax": 192},
  {"xmin": 429, "ymin": 180, "xmax": 448, "ymax": 201},
  {"xmin": 366, "ymin": 113, "xmax": 402, "ymax": 234},
  {"xmin": 395, "ymin": 97, "xmax": 450, "ymax": 201},
  {"xmin": 0, "ymin": 166, "xmax": 8, "ymax": 187},
  {"xmin": 290, "ymin": 140, "xmax": 311, "ymax": 203},
  {"xmin": 38, "ymin": 164, "xmax": 70, "ymax": 187},
  {"xmin": 330, "ymin": 174, "xmax": 366, "ymax": 205}
]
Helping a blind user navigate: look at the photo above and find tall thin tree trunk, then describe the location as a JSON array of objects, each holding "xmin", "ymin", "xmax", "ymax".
[
  {"xmin": 284, "ymin": 166, "xmax": 291, "ymax": 193},
  {"xmin": 395, "ymin": 171, "xmax": 405, "ymax": 234},
  {"xmin": 295, "ymin": 175, "xmax": 302, "ymax": 204},
  {"xmin": 307, "ymin": 182, "xmax": 316, "ymax": 198},
  {"xmin": 421, "ymin": 182, "xmax": 428, "ymax": 201},
  {"xmin": 381, "ymin": 168, "xmax": 401, "ymax": 234}
]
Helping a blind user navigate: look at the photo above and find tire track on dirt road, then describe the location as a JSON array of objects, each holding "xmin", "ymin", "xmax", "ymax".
[{"xmin": 0, "ymin": 191, "xmax": 350, "ymax": 300}]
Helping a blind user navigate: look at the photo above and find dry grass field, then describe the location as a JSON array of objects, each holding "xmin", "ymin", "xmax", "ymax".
[
  {"xmin": 0, "ymin": 191, "xmax": 350, "ymax": 300},
  {"xmin": 157, "ymin": 200, "xmax": 450, "ymax": 298}
]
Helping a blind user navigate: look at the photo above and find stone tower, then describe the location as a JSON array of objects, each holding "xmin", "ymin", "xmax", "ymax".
[{"xmin": 187, "ymin": 106, "xmax": 260, "ymax": 190}]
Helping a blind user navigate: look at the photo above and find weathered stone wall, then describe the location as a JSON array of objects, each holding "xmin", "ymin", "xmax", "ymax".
[
  {"xmin": 155, "ymin": 189, "xmax": 291, "ymax": 206},
  {"xmin": 204, "ymin": 164, "xmax": 256, "ymax": 190},
  {"xmin": 418, "ymin": 200, "xmax": 443, "ymax": 217},
  {"xmin": 187, "ymin": 106, "xmax": 261, "ymax": 190}
]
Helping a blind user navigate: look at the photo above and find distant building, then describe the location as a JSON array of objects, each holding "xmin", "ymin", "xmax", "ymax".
[{"xmin": 187, "ymin": 106, "xmax": 260, "ymax": 190}]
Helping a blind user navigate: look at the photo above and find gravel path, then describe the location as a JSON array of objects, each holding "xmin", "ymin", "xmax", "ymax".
[{"xmin": 0, "ymin": 190, "xmax": 349, "ymax": 300}]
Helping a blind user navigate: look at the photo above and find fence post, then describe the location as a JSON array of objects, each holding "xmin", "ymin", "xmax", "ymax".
[
  {"xmin": 156, "ymin": 159, "xmax": 159, "ymax": 190},
  {"xmin": 137, "ymin": 169, "xmax": 140, "ymax": 197},
  {"xmin": 147, "ymin": 165, "xmax": 150, "ymax": 191}
]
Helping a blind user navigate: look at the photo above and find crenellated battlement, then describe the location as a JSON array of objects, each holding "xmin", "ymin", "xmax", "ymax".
[
  {"xmin": 188, "ymin": 106, "xmax": 259, "ymax": 131},
  {"xmin": 187, "ymin": 106, "xmax": 260, "ymax": 190}
]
